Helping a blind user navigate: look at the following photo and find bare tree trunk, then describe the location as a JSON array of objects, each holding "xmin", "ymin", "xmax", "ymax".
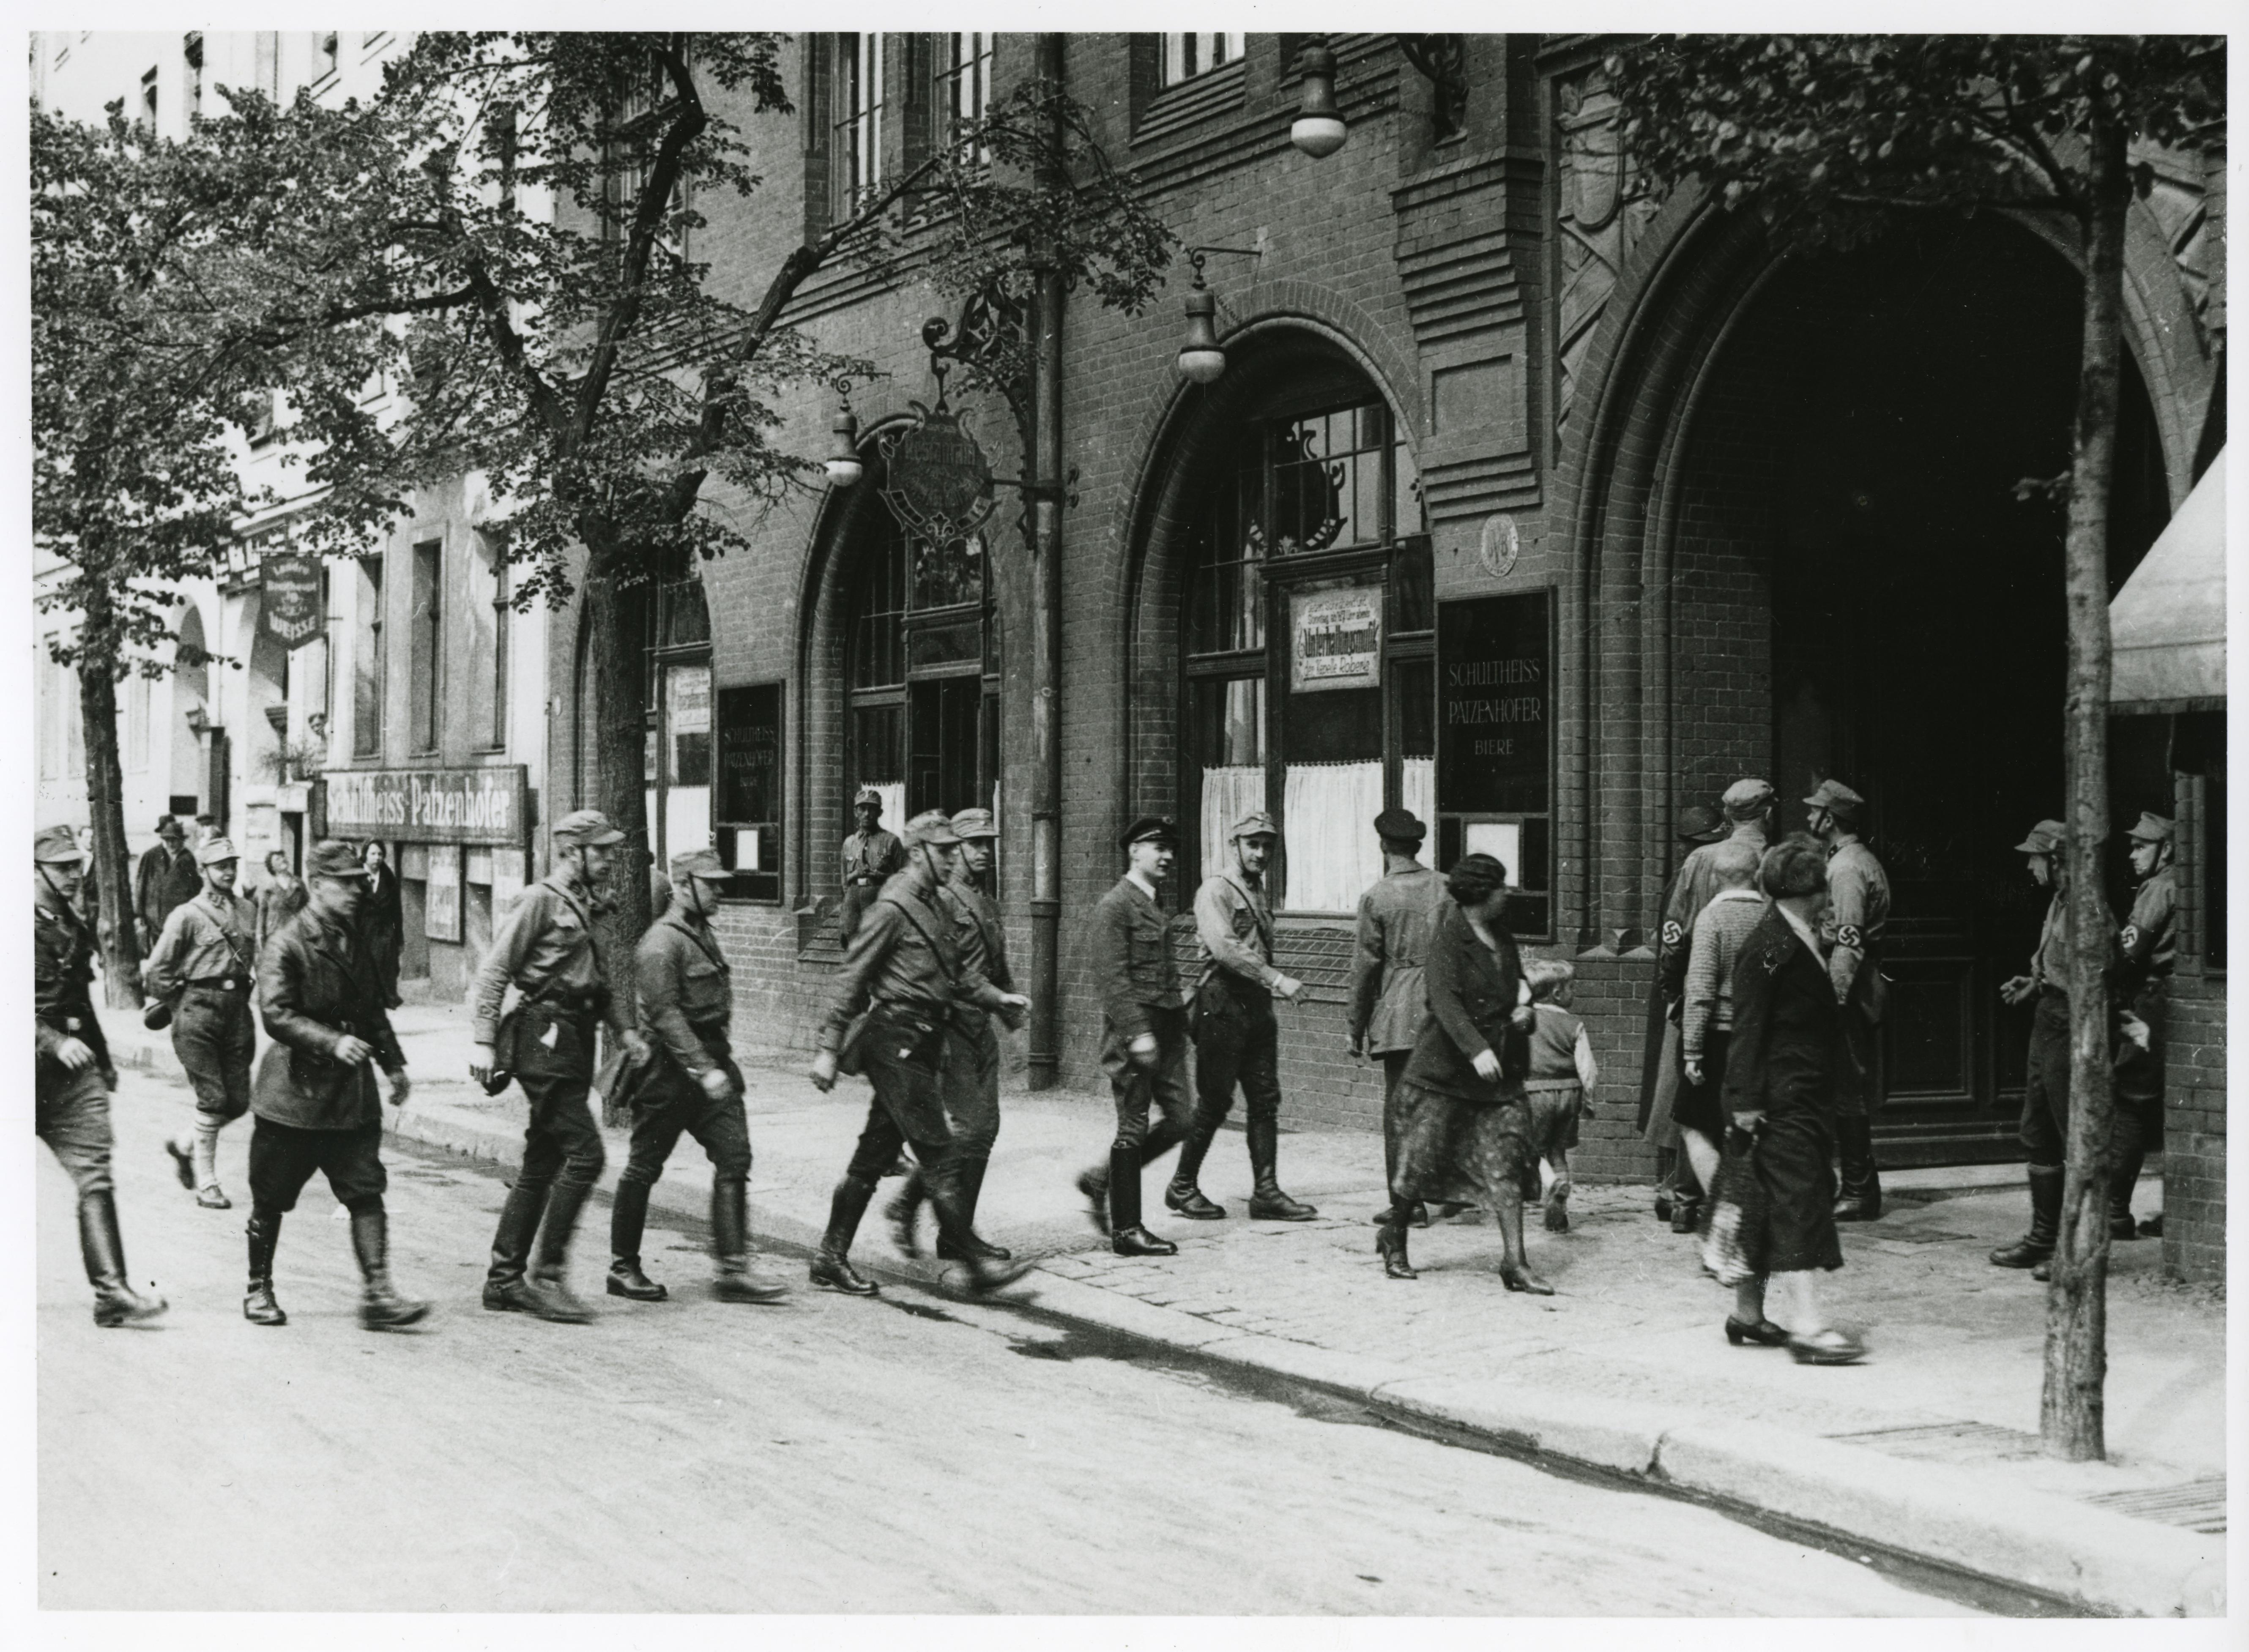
[
  {"xmin": 2041, "ymin": 88, "xmax": 2128, "ymax": 1464},
  {"xmin": 581, "ymin": 544, "xmax": 651, "ymax": 1123},
  {"xmin": 73, "ymin": 597, "xmax": 144, "ymax": 1010}
]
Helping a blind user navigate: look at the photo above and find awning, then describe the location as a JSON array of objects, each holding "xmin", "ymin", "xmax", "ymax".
[{"xmin": 2110, "ymin": 451, "xmax": 2225, "ymax": 714}]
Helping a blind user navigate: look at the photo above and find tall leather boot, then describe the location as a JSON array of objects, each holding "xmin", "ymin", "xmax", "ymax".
[
  {"xmin": 520, "ymin": 1179, "xmax": 595, "ymax": 1324},
  {"xmin": 483, "ymin": 1180, "xmax": 548, "ymax": 1311},
  {"xmin": 1833, "ymin": 1115, "xmax": 1882, "ymax": 1222},
  {"xmin": 2107, "ymin": 1108, "xmax": 2147, "ymax": 1240},
  {"xmin": 936, "ymin": 1158, "xmax": 1010, "ymax": 1261},
  {"xmin": 1245, "ymin": 1114, "xmax": 1317, "ymax": 1221},
  {"xmin": 244, "ymin": 1208, "xmax": 287, "ymax": 1326},
  {"xmin": 810, "ymin": 1174, "xmax": 881, "ymax": 1295},
  {"xmin": 1164, "ymin": 1112, "xmax": 1227, "ymax": 1220},
  {"xmin": 350, "ymin": 1204, "xmax": 431, "ymax": 1330},
  {"xmin": 606, "ymin": 1179, "xmax": 668, "ymax": 1300},
  {"xmin": 1990, "ymin": 1165, "xmax": 2065, "ymax": 1267},
  {"xmin": 1108, "ymin": 1143, "xmax": 1176, "ymax": 1256},
  {"xmin": 923, "ymin": 1146, "xmax": 1032, "ymax": 1293},
  {"xmin": 80, "ymin": 1191, "xmax": 167, "ymax": 1327},
  {"xmin": 711, "ymin": 1179, "xmax": 790, "ymax": 1302}
]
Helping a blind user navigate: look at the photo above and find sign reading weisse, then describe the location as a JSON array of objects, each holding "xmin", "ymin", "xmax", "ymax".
[
  {"xmin": 258, "ymin": 554, "xmax": 324, "ymax": 651},
  {"xmin": 321, "ymin": 766, "xmax": 528, "ymax": 846},
  {"xmin": 1289, "ymin": 586, "xmax": 1384, "ymax": 693},
  {"xmin": 1438, "ymin": 590, "xmax": 1551, "ymax": 814}
]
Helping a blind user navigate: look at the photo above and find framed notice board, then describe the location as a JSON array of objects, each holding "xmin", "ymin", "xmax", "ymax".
[
  {"xmin": 715, "ymin": 681, "xmax": 784, "ymax": 903},
  {"xmin": 1436, "ymin": 588, "xmax": 1554, "ymax": 938}
]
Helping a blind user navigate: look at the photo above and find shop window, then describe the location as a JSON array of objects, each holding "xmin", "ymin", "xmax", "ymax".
[
  {"xmin": 843, "ymin": 501, "xmax": 999, "ymax": 850},
  {"xmin": 408, "ymin": 539, "xmax": 441, "ymax": 752},
  {"xmin": 352, "ymin": 555, "xmax": 384, "ymax": 757},
  {"xmin": 1161, "ymin": 33, "xmax": 1244, "ymax": 85},
  {"xmin": 1180, "ymin": 387, "xmax": 1433, "ymax": 911}
]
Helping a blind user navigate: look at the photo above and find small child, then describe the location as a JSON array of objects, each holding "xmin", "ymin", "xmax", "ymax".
[{"xmin": 1522, "ymin": 959, "xmax": 1599, "ymax": 1232}]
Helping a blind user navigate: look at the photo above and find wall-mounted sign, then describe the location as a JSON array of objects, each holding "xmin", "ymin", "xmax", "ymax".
[
  {"xmin": 259, "ymin": 554, "xmax": 324, "ymax": 651},
  {"xmin": 320, "ymin": 765, "xmax": 528, "ymax": 846},
  {"xmin": 1438, "ymin": 590, "xmax": 1551, "ymax": 814},
  {"xmin": 1289, "ymin": 586, "xmax": 1384, "ymax": 693},
  {"xmin": 424, "ymin": 843, "xmax": 463, "ymax": 942}
]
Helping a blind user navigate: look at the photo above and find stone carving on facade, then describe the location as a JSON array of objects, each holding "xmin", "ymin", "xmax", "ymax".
[{"xmin": 1554, "ymin": 62, "xmax": 1658, "ymax": 442}]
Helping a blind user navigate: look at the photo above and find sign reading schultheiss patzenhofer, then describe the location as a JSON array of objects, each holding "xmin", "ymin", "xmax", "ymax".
[{"xmin": 319, "ymin": 766, "xmax": 529, "ymax": 847}]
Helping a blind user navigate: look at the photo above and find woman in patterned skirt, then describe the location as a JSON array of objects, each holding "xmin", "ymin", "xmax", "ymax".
[{"xmin": 1376, "ymin": 853, "xmax": 1549, "ymax": 1293}]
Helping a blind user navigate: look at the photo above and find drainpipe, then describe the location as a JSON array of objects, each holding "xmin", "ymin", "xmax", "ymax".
[{"xmin": 1026, "ymin": 30, "xmax": 1066, "ymax": 1088}]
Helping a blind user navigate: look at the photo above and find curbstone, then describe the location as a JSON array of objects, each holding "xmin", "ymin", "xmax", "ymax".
[
  {"xmin": 1653, "ymin": 1420, "xmax": 2225, "ymax": 1618},
  {"xmin": 1371, "ymin": 1377, "xmax": 1670, "ymax": 1476}
]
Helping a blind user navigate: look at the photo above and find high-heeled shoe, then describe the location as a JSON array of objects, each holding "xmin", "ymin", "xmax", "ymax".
[
  {"xmin": 1499, "ymin": 1263, "xmax": 1553, "ymax": 1296},
  {"xmin": 1724, "ymin": 1316, "xmax": 1789, "ymax": 1347},
  {"xmin": 1786, "ymin": 1328, "xmax": 1867, "ymax": 1365}
]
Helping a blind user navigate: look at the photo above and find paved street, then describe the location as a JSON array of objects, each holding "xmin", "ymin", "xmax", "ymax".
[{"xmin": 41, "ymin": 1069, "xmax": 1985, "ymax": 1615}]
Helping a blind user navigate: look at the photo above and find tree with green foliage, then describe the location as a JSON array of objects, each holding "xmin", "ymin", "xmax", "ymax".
[
  {"xmin": 1610, "ymin": 32, "xmax": 2224, "ymax": 1461},
  {"xmin": 192, "ymin": 31, "xmax": 1174, "ymax": 970}
]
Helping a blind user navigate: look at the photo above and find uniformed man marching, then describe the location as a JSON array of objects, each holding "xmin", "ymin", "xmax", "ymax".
[
  {"xmin": 36, "ymin": 826, "xmax": 168, "ymax": 1327},
  {"xmin": 840, "ymin": 789, "xmax": 906, "ymax": 942},
  {"xmin": 245, "ymin": 840, "xmax": 428, "ymax": 1330},
  {"xmin": 884, "ymin": 807, "xmax": 1024, "ymax": 1260},
  {"xmin": 471, "ymin": 810, "xmax": 651, "ymax": 1323},
  {"xmin": 2109, "ymin": 810, "xmax": 2176, "ymax": 1241},
  {"xmin": 1166, "ymin": 811, "xmax": 1317, "ymax": 1222},
  {"xmin": 808, "ymin": 810, "xmax": 1033, "ymax": 1296},
  {"xmin": 1806, "ymin": 780, "xmax": 1891, "ymax": 1221},
  {"xmin": 147, "ymin": 835, "xmax": 259, "ymax": 1210},
  {"xmin": 1350, "ymin": 807, "xmax": 1447, "ymax": 1230},
  {"xmin": 1075, "ymin": 815, "xmax": 1196, "ymax": 1256},
  {"xmin": 607, "ymin": 849, "xmax": 791, "ymax": 1305},
  {"xmin": 1992, "ymin": 819, "xmax": 2073, "ymax": 1273}
]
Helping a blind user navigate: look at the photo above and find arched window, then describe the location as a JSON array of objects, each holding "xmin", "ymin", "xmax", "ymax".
[
  {"xmin": 844, "ymin": 502, "xmax": 999, "ymax": 838},
  {"xmin": 1180, "ymin": 377, "xmax": 1431, "ymax": 911}
]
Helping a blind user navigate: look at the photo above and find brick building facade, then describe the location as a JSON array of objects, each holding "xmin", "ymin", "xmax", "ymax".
[{"xmin": 529, "ymin": 37, "xmax": 2223, "ymax": 1263}]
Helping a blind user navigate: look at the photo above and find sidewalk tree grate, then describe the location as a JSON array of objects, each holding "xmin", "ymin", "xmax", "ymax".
[
  {"xmin": 1832, "ymin": 1421, "xmax": 2045, "ymax": 1463},
  {"xmin": 2082, "ymin": 1476, "xmax": 2227, "ymax": 1533}
]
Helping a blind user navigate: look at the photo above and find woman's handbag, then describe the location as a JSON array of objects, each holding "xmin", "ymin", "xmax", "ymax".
[{"xmin": 1700, "ymin": 1121, "xmax": 1771, "ymax": 1286}]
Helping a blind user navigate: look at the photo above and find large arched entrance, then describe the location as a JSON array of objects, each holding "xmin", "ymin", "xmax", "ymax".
[{"xmin": 1583, "ymin": 211, "xmax": 2171, "ymax": 1160}]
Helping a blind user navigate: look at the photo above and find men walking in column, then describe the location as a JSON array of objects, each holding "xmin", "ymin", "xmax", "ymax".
[
  {"xmin": 245, "ymin": 840, "xmax": 427, "ymax": 1330},
  {"xmin": 1991, "ymin": 819, "xmax": 2073, "ymax": 1274},
  {"xmin": 147, "ymin": 834, "xmax": 259, "ymax": 1210},
  {"xmin": 885, "ymin": 807, "xmax": 1023, "ymax": 1260},
  {"xmin": 840, "ymin": 789, "xmax": 906, "ymax": 942},
  {"xmin": 1806, "ymin": 780, "xmax": 1891, "ymax": 1221},
  {"xmin": 1349, "ymin": 807, "xmax": 1447, "ymax": 1230},
  {"xmin": 37, "ymin": 826, "xmax": 167, "ymax": 1327},
  {"xmin": 2109, "ymin": 810, "xmax": 2177, "ymax": 1239},
  {"xmin": 1077, "ymin": 816, "xmax": 1194, "ymax": 1256},
  {"xmin": 607, "ymin": 849, "xmax": 790, "ymax": 1304},
  {"xmin": 471, "ymin": 810, "xmax": 650, "ymax": 1323},
  {"xmin": 1166, "ymin": 812, "xmax": 1316, "ymax": 1222},
  {"xmin": 807, "ymin": 811, "xmax": 1032, "ymax": 1296}
]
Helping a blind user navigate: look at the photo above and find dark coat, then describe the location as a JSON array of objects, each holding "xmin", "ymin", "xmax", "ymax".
[
  {"xmin": 253, "ymin": 905, "xmax": 405, "ymax": 1130},
  {"xmin": 1399, "ymin": 900, "xmax": 1531, "ymax": 1104},
  {"xmin": 1718, "ymin": 906, "xmax": 1838, "ymax": 1121}
]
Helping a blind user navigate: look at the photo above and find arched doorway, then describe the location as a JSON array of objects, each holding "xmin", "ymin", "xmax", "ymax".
[
  {"xmin": 1130, "ymin": 328, "xmax": 1431, "ymax": 911},
  {"xmin": 1587, "ymin": 211, "xmax": 2170, "ymax": 1159}
]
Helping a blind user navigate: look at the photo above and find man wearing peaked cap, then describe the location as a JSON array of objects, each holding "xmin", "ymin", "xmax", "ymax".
[
  {"xmin": 2110, "ymin": 810, "xmax": 2178, "ymax": 1242},
  {"xmin": 609, "ymin": 848, "xmax": 790, "ymax": 1306},
  {"xmin": 147, "ymin": 834, "xmax": 260, "ymax": 1211},
  {"xmin": 841, "ymin": 788, "xmax": 906, "ymax": 942},
  {"xmin": 37, "ymin": 825, "xmax": 167, "ymax": 1327},
  {"xmin": 884, "ymin": 806, "xmax": 1026, "ymax": 1263},
  {"xmin": 1168, "ymin": 809, "xmax": 1318, "ymax": 1224},
  {"xmin": 1351, "ymin": 807, "xmax": 1447, "ymax": 1228},
  {"xmin": 470, "ymin": 808, "xmax": 650, "ymax": 1322},
  {"xmin": 1805, "ymin": 780, "xmax": 1892, "ymax": 1222},
  {"xmin": 1075, "ymin": 814, "xmax": 1194, "ymax": 1255},
  {"xmin": 809, "ymin": 810, "xmax": 1033, "ymax": 1296},
  {"xmin": 1992, "ymin": 818, "xmax": 2078, "ymax": 1273},
  {"xmin": 243, "ymin": 840, "xmax": 429, "ymax": 1331}
]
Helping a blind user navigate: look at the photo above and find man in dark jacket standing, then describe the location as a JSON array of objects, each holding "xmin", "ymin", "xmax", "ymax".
[
  {"xmin": 607, "ymin": 849, "xmax": 790, "ymax": 1305},
  {"xmin": 1075, "ymin": 815, "xmax": 1195, "ymax": 1257},
  {"xmin": 38, "ymin": 826, "xmax": 168, "ymax": 1327},
  {"xmin": 808, "ymin": 811, "xmax": 1032, "ymax": 1296},
  {"xmin": 359, "ymin": 840, "xmax": 405, "ymax": 1009},
  {"xmin": 246, "ymin": 839, "xmax": 427, "ymax": 1331}
]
